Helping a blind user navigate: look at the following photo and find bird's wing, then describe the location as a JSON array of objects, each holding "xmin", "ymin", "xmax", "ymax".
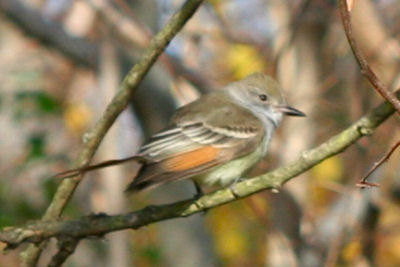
[{"xmin": 127, "ymin": 95, "xmax": 265, "ymax": 192}]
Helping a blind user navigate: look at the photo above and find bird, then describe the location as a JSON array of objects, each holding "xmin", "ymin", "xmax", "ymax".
[{"xmin": 56, "ymin": 73, "xmax": 305, "ymax": 194}]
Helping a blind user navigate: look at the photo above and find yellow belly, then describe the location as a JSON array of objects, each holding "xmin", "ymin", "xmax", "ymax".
[{"xmin": 193, "ymin": 141, "xmax": 267, "ymax": 187}]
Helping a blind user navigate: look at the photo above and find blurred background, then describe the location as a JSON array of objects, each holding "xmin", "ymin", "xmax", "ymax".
[{"xmin": 1, "ymin": 0, "xmax": 400, "ymax": 266}]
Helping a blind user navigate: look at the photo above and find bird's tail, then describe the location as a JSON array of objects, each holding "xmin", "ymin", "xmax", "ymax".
[{"xmin": 54, "ymin": 155, "xmax": 144, "ymax": 179}]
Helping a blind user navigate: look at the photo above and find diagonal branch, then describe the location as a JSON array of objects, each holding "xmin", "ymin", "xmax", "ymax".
[
  {"xmin": 19, "ymin": 0, "xmax": 205, "ymax": 266},
  {"xmin": 357, "ymin": 139, "xmax": 400, "ymax": 187},
  {"xmin": 339, "ymin": 0, "xmax": 400, "ymax": 187},
  {"xmin": 339, "ymin": 0, "xmax": 400, "ymax": 113},
  {"xmin": 2, "ymin": 91, "xmax": 399, "ymax": 249}
]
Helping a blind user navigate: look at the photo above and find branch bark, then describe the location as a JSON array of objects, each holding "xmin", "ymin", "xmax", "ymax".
[
  {"xmin": 339, "ymin": 0, "xmax": 400, "ymax": 187},
  {"xmin": 339, "ymin": 0, "xmax": 400, "ymax": 113},
  {"xmin": 1, "ymin": 91, "xmax": 398, "ymax": 249},
  {"xmin": 18, "ymin": 0, "xmax": 204, "ymax": 266},
  {"xmin": 47, "ymin": 238, "xmax": 79, "ymax": 267},
  {"xmin": 358, "ymin": 140, "xmax": 400, "ymax": 187}
]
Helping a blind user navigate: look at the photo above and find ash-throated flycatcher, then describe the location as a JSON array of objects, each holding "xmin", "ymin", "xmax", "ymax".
[{"xmin": 56, "ymin": 73, "xmax": 305, "ymax": 193}]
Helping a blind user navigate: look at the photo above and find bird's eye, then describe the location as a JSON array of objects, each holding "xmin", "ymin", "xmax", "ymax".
[{"xmin": 259, "ymin": 94, "xmax": 268, "ymax": 101}]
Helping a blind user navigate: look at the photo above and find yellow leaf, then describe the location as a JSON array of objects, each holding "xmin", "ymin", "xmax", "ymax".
[
  {"xmin": 208, "ymin": 206, "xmax": 247, "ymax": 259},
  {"xmin": 312, "ymin": 156, "xmax": 343, "ymax": 182},
  {"xmin": 342, "ymin": 241, "xmax": 362, "ymax": 261},
  {"xmin": 63, "ymin": 103, "xmax": 92, "ymax": 133},
  {"xmin": 225, "ymin": 44, "xmax": 266, "ymax": 79}
]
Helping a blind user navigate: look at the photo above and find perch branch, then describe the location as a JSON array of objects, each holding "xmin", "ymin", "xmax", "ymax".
[{"xmin": 1, "ymin": 91, "xmax": 399, "ymax": 248}]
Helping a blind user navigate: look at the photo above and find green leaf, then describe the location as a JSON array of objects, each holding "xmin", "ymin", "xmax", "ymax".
[{"xmin": 27, "ymin": 134, "xmax": 46, "ymax": 160}]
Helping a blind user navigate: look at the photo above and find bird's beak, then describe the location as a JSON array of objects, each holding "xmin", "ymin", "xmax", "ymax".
[{"xmin": 277, "ymin": 105, "xmax": 306, "ymax": 117}]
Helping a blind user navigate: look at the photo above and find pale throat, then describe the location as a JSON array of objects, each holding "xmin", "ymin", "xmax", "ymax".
[
  {"xmin": 246, "ymin": 104, "xmax": 282, "ymax": 154},
  {"xmin": 226, "ymin": 88, "xmax": 283, "ymax": 128}
]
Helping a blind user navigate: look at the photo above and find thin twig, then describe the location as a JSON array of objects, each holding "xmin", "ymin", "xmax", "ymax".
[
  {"xmin": 47, "ymin": 238, "xmax": 80, "ymax": 267},
  {"xmin": 1, "ymin": 91, "xmax": 399, "ymax": 249},
  {"xmin": 339, "ymin": 0, "xmax": 400, "ymax": 113},
  {"xmin": 357, "ymin": 140, "xmax": 400, "ymax": 188},
  {"xmin": 339, "ymin": 0, "xmax": 400, "ymax": 187},
  {"xmin": 19, "ymin": 0, "xmax": 205, "ymax": 266}
]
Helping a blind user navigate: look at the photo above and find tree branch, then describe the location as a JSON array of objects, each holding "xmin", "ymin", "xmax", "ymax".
[
  {"xmin": 19, "ymin": 0, "xmax": 205, "ymax": 265},
  {"xmin": 2, "ymin": 91, "xmax": 399, "ymax": 249},
  {"xmin": 357, "ymin": 139, "xmax": 400, "ymax": 187},
  {"xmin": 339, "ymin": 0, "xmax": 400, "ymax": 187},
  {"xmin": 339, "ymin": 0, "xmax": 400, "ymax": 113},
  {"xmin": 47, "ymin": 238, "xmax": 80, "ymax": 267}
]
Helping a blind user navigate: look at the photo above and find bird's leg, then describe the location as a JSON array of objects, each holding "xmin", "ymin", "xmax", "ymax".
[
  {"xmin": 229, "ymin": 176, "xmax": 245, "ymax": 198},
  {"xmin": 231, "ymin": 176, "xmax": 245, "ymax": 187},
  {"xmin": 192, "ymin": 181, "xmax": 210, "ymax": 216},
  {"xmin": 193, "ymin": 181, "xmax": 205, "ymax": 199}
]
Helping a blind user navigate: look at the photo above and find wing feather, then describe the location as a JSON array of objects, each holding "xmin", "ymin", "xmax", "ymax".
[{"xmin": 127, "ymin": 94, "xmax": 265, "ymax": 192}]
